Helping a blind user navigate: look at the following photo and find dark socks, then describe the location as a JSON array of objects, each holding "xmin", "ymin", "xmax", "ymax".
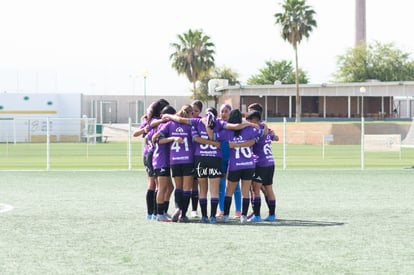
[
  {"xmin": 253, "ymin": 197, "xmax": 261, "ymax": 216},
  {"xmin": 153, "ymin": 190, "xmax": 158, "ymax": 215},
  {"xmin": 191, "ymin": 190, "xmax": 199, "ymax": 211},
  {"xmin": 164, "ymin": 201, "xmax": 170, "ymax": 214},
  {"xmin": 224, "ymin": 196, "xmax": 232, "ymax": 216},
  {"xmin": 210, "ymin": 197, "xmax": 219, "ymax": 218},
  {"xmin": 242, "ymin": 198, "xmax": 250, "ymax": 216},
  {"xmin": 146, "ymin": 189, "xmax": 155, "ymax": 215},
  {"xmin": 199, "ymin": 198, "xmax": 208, "ymax": 217},
  {"xmin": 181, "ymin": 190, "xmax": 192, "ymax": 216},
  {"xmin": 268, "ymin": 199, "xmax": 276, "ymax": 216},
  {"xmin": 174, "ymin": 189, "xmax": 183, "ymax": 209},
  {"xmin": 157, "ymin": 203, "xmax": 164, "ymax": 216}
]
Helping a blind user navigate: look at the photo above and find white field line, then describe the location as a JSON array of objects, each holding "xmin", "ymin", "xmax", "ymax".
[{"xmin": 0, "ymin": 203, "xmax": 14, "ymax": 213}]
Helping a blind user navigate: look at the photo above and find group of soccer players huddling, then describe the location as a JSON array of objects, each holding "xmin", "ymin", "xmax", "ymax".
[{"xmin": 134, "ymin": 98, "xmax": 278, "ymax": 224}]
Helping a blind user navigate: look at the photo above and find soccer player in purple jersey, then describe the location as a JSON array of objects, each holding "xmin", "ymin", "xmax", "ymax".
[
  {"xmin": 148, "ymin": 105, "xmax": 177, "ymax": 222},
  {"xmin": 157, "ymin": 104, "xmax": 195, "ymax": 223},
  {"xmin": 214, "ymin": 109, "xmax": 263, "ymax": 223},
  {"xmin": 192, "ymin": 107, "xmax": 222, "ymax": 223},
  {"xmin": 247, "ymin": 103, "xmax": 279, "ymax": 221},
  {"xmin": 133, "ymin": 99, "xmax": 169, "ymax": 220},
  {"xmin": 189, "ymin": 100, "xmax": 203, "ymax": 218},
  {"xmin": 245, "ymin": 110, "xmax": 278, "ymax": 222},
  {"xmin": 173, "ymin": 106, "xmax": 222, "ymax": 223},
  {"xmin": 216, "ymin": 104, "xmax": 243, "ymax": 218},
  {"xmin": 162, "ymin": 107, "xmax": 257, "ymax": 224}
]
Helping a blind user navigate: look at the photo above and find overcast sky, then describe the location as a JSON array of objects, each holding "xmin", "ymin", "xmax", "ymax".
[{"xmin": 1, "ymin": 0, "xmax": 413, "ymax": 96}]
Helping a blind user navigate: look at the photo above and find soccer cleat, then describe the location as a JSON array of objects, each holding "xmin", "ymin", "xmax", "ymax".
[
  {"xmin": 247, "ymin": 215, "xmax": 262, "ymax": 222},
  {"xmin": 171, "ymin": 209, "xmax": 181, "ymax": 222},
  {"xmin": 152, "ymin": 214, "xmax": 157, "ymax": 220},
  {"xmin": 156, "ymin": 214, "xmax": 171, "ymax": 222},
  {"xmin": 200, "ymin": 216, "xmax": 209, "ymax": 223},
  {"xmin": 264, "ymin": 215, "xmax": 277, "ymax": 222},
  {"xmin": 246, "ymin": 212, "xmax": 254, "ymax": 219},
  {"xmin": 179, "ymin": 215, "xmax": 190, "ymax": 223},
  {"xmin": 210, "ymin": 217, "xmax": 217, "ymax": 224},
  {"xmin": 218, "ymin": 215, "xmax": 229, "ymax": 223},
  {"xmin": 240, "ymin": 215, "xmax": 248, "ymax": 224},
  {"xmin": 191, "ymin": 210, "xmax": 199, "ymax": 218},
  {"xmin": 216, "ymin": 211, "xmax": 224, "ymax": 217},
  {"xmin": 164, "ymin": 212, "xmax": 172, "ymax": 219},
  {"xmin": 146, "ymin": 214, "xmax": 153, "ymax": 220},
  {"xmin": 234, "ymin": 211, "xmax": 241, "ymax": 218}
]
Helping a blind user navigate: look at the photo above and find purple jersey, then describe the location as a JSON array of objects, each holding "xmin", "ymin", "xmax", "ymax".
[
  {"xmin": 150, "ymin": 124, "xmax": 170, "ymax": 170},
  {"xmin": 139, "ymin": 120, "xmax": 151, "ymax": 156},
  {"xmin": 159, "ymin": 120, "xmax": 194, "ymax": 165},
  {"xmin": 141, "ymin": 118, "xmax": 158, "ymax": 156},
  {"xmin": 253, "ymin": 124, "xmax": 274, "ymax": 167},
  {"xmin": 217, "ymin": 127, "xmax": 261, "ymax": 171},
  {"xmin": 190, "ymin": 118, "xmax": 221, "ymax": 158},
  {"xmin": 212, "ymin": 119, "xmax": 227, "ymax": 132}
]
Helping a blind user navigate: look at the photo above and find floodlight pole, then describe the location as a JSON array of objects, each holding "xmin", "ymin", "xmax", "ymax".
[
  {"xmin": 360, "ymin": 86, "xmax": 366, "ymax": 117},
  {"xmin": 143, "ymin": 70, "xmax": 148, "ymax": 113},
  {"xmin": 360, "ymin": 87, "xmax": 366, "ymax": 170},
  {"xmin": 128, "ymin": 117, "xmax": 132, "ymax": 170},
  {"xmin": 46, "ymin": 117, "xmax": 50, "ymax": 171},
  {"xmin": 129, "ymin": 74, "xmax": 139, "ymax": 124},
  {"xmin": 361, "ymin": 117, "xmax": 365, "ymax": 170},
  {"xmin": 283, "ymin": 117, "xmax": 287, "ymax": 170}
]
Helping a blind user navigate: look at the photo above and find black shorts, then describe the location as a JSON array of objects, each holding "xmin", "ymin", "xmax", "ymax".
[
  {"xmin": 143, "ymin": 151, "xmax": 155, "ymax": 177},
  {"xmin": 194, "ymin": 156, "xmax": 223, "ymax": 178},
  {"xmin": 154, "ymin": 167, "xmax": 171, "ymax": 177},
  {"xmin": 227, "ymin": 168, "xmax": 255, "ymax": 182},
  {"xmin": 171, "ymin": 163, "xmax": 195, "ymax": 177},
  {"xmin": 252, "ymin": 165, "xmax": 275, "ymax": 186}
]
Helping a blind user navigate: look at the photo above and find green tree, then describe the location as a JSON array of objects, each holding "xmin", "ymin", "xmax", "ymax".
[
  {"xmin": 334, "ymin": 43, "xmax": 368, "ymax": 82},
  {"xmin": 274, "ymin": 0, "xmax": 317, "ymax": 122},
  {"xmin": 335, "ymin": 41, "xmax": 414, "ymax": 82},
  {"xmin": 197, "ymin": 66, "xmax": 240, "ymax": 102},
  {"xmin": 247, "ymin": 60, "xmax": 308, "ymax": 85},
  {"xmin": 169, "ymin": 29, "xmax": 216, "ymax": 99}
]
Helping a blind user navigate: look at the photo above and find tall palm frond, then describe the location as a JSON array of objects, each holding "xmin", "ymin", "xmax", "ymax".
[
  {"xmin": 170, "ymin": 29, "xmax": 215, "ymax": 99},
  {"xmin": 275, "ymin": 0, "xmax": 317, "ymax": 121}
]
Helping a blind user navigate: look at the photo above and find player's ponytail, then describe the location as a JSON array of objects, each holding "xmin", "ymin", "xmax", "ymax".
[{"xmin": 228, "ymin": 109, "xmax": 243, "ymax": 137}]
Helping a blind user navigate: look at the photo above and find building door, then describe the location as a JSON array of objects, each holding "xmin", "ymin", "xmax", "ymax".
[
  {"xmin": 100, "ymin": 100, "xmax": 117, "ymax": 123},
  {"xmin": 128, "ymin": 100, "xmax": 144, "ymax": 124}
]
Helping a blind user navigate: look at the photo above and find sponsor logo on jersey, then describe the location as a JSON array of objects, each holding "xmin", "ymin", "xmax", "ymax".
[{"xmin": 233, "ymin": 135, "xmax": 243, "ymax": 142}]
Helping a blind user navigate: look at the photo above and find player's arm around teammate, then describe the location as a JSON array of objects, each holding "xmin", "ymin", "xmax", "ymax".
[
  {"xmin": 214, "ymin": 109, "xmax": 262, "ymax": 223},
  {"xmin": 157, "ymin": 105, "xmax": 195, "ymax": 222},
  {"xmin": 247, "ymin": 110, "xmax": 278, "ymax": 222}
]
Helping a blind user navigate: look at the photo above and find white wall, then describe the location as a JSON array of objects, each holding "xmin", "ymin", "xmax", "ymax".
[
  {"xmin": 0, "ymin": 93, "xmax": 82, "ymax": 142},
  {"xmin": 0, "ymin": 93, "xmax": 81, "ymax": 118}
]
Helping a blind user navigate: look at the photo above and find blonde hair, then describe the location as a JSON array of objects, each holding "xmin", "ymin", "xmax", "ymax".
[{"xmin": 176, "ymin": 104, "xmax": 193, "ymax": 118}]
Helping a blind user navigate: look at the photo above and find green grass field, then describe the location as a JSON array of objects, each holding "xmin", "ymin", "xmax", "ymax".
[
  {"xmin": 1, "ymin": 170, "xmax": 413, "ymax": 274},
  {"xmin": 0, "ymin": 142, "xmax": 144, "ymax": 170},
  {"xmin": 1, "ymin": 142, "xmax": 413, "ymax": 170}
]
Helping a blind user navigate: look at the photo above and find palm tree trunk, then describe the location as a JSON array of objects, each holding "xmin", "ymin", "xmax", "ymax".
[
  {"xmin": 294, "ymin": 45, "xmax": 301, "ymax": 122},
  {"xmin": 193, "ymin": 81, "xmax": 197, "ymax": 99}
]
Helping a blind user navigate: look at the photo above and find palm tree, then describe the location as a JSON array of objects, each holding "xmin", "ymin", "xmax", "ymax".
[
  {"xmin": 170, "ymin": 29, "xmax": 215, "ymax": 99},
  {"xmin": 274, "ymin": 0, "xmax": 317, "ymax": 122}
]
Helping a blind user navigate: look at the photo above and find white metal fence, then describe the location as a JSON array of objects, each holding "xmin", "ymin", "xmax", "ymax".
[{"xmin": 1, "ymin": 117, "xmax": 413, "ymax": 170}]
